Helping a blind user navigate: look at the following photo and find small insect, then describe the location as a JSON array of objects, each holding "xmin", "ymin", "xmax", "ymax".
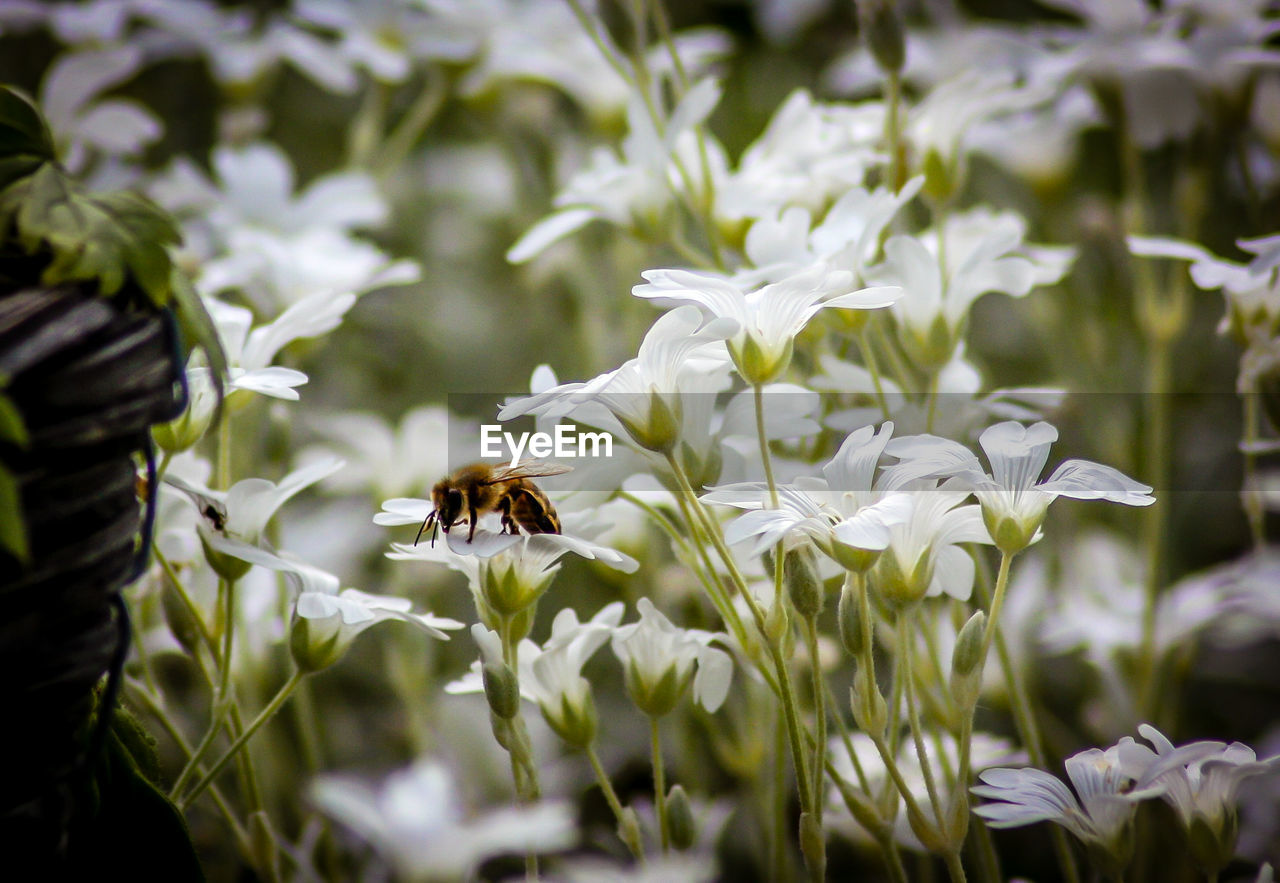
[{"xmin": 416, "ymin": 461, "xmax": 572, "ymax": 546}]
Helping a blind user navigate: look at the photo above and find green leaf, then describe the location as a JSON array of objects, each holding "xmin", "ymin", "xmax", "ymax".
[
  {"xmin": 0, "ymin": 163, "xmax": 180, "ymax": 304},
  {"xmin": 0, "ymin": 392, "xmax": 27, "ymax": 446},
  {"xmin": 0, "ymin": 463, "xmax": 29, "ymax": 563},
  {"xmin": 0, "ymin": 86, "xmax": 55, "ymax": 190}
]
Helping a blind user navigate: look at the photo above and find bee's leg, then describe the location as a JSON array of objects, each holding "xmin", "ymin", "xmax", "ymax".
[
  {"xmin": 468, "ymin": 500, "xmax": 479, "ymax": 542},
  {"xmin": 499, "ymin": 494, "xmax": 516, "ymax": 535}
]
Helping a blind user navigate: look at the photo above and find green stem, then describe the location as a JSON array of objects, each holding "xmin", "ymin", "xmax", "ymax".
[
  {"xmin": 586, "ymin": 743, "xmax": 644, "ymax": 861},
  {"xmin": 858, "ymin": 329, "xmax": 893, "ymax": 420},
  {"xmin": 803, "ymin": 616, "xmax": 828, "ymax": 827},
  {"xmin": 179, "ymin": 669, "xmax": 304, "ymax": 809},
  {"xmin": 754, "ymin": 384, "xmax": 780, "ymax": 508},
  {"xmin": 885, "ymin": 70, "xmax": 904, "ymax": 194},
  {"xmin": 1241, "ymin": 387, "xmax": 1266, "ymax": 549},
  {"xmin": 374, "ymin": 68, "xmax": 446, "ymax": 175},
  {"xmin": 126, "ymin": 682, "xmax": 252, "ymax": 857},
  {"xmin": 651, "ymin": 715, "xmax": 670, "ymax": 852},
  {"xmin": 898, "ymin": 613, "xmax": 947, "ymax": 835}
]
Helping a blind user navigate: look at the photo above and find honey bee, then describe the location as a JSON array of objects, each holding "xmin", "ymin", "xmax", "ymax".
[{"xmin": 415, "ymin": 461, "xmax": 572, "ymax": 546}]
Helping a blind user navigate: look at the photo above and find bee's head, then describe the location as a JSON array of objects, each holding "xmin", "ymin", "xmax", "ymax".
[{"xmin": 432, "ymin": 481, "xmax": 465, "ymax": 532}]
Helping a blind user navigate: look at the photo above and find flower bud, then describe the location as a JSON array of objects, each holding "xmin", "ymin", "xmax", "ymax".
[
  {"xmin": 784, "ymin": 548, "xmax": 824, "ymax": 620},
  {"xmin": 618, "ymin": 807, "xmax": 644, "ymax": 858},
  {"xmin": 946, "ymin": 790, "xmax": 970, "ymax": 848},
  {"xmin": 764, "ymin": 592, "xmax": 790, "ymax": 648},
  {"xmin": 837, "ymin": 580, "xmax": 865, "ymax": 658},
  {"xmin": 906, "ymin": 802, "xmax": 945, "ymax": 854},
  {"xmin": 483, "ymin": 659, "xmax": 522, "ymax": 720},
  {"xmin": 153, "ymin": 367, "xmax": 217, "ymax": 453},
  {"xmin": 857, "ymin": 0, "xmax": 906, "ymax": 74},
  {"xmin": 162, "ymin": 584, "xmax": 202, "ymax": 657},
  {"xmin": 667, "ymin": 785, "xmax": 697, "ymax": 851},
  {"xmin": 951, "ymin": 611, "xmax": 986, "ymax": 677},
  {"xmin": 851, "ymin": 669, "xmax": 887, "ymax": 737}
]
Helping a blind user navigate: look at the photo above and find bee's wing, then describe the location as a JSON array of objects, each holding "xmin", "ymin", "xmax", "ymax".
[{"xmin": 482, "ymin": 461, "xmax": 573, "ymax": 484}]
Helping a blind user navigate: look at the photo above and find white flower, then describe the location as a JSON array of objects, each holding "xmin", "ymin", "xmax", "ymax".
[
  {"xmin": 299, "ymin": 405, "xmax": 462, "ymax": 500},
  {"xmin": 293, "ymin": 0, "xmax": 465, "ymax": 84},
  {"xmin": 715, "ymin": 89, "xmax": 885, "ymax": 221},
  {"xmin": 292, "ymin": 587, "xmax": 463, "ymax": 672},
  {"xmin": 870, "ymin": 208, "xmax": 1073, "ymax": 370},
  {"xmin": 611, "ymin": 598, "xmax": 733, "ymax": 715},
  {"xmin": 885, "ymin": 421, "xmax": 1153, "ymax": 554},
  {"xmin": 871, "ymin": 477, "xmax": 992, "ymax": 604},
  {"xmin": 634, "ymin": 265, "xmax": 899, "ymax": 384},
  {"xmin": 499, "ymin": 305, "xmax": 735, "ymax": 454},
  {"xmin": 311, "ymin": 758, "xmax": 576, "ymax": 881},
  {"xmin": 38, "ymin": 46, "xmax": 161, "ymax": 173},
  {"xmin": 1128, "ymin": 235, "xmax": 1280, "ymax": 342},
  {"xmin": 507, "ymin": 79, "xmax": 724, "ymax": 263},
  {"xmin": 385, "ymin": 510, "xmax": 637, "ymax": 617},
  {"xmin": 972, "ymin": 741, "xmax": 1163, "ymax": 862},
  {"xmin": 1119, "ymin": 724, "xmax": 1280, "ymax": 840},
  {"xmin": 164, "ymin": 457, "xmax": 345, "ymax": 576},
  {"xmin": 204, "ymin": 291, "xmax": 356, "ymax": 401},
  {"xmin": 702, "ymin": 423, "xmax": 913, "ymax": 568}
]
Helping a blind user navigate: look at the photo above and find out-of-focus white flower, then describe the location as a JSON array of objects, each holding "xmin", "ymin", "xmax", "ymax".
[
  {"xmin": 1038, "ymin": 0, "xmax": 1280, "ymax": 147},
  {"xmin": 1118, "ymin": 723, "xmax": 1280, "ymax": 868},
  {"xmin": 445, "ymin": 0, "xmax": 729, "ymax": 119},
  {"xmin": 311, "ymin": 758, "xmax": 576, "ymax": 881},
  {"xmin": 908, "ymin": 68, "xmax": 1054, "ymax": 198},
  {"xmin": 716, "ymin": 89, "xmax": 885, "ymax": 221},
  {"xmin": 973, "ymin": 740, "xmax": 1164, "ymax": 867},
  {"xmin": 299, "ymin": 405, "xmax": 462, "ymax": 500},
  {"xmin": 38, "ymin": 46, "xmax": 161, "ymax": 173},
  {"xmin": 735, "ymin": 178, "xmax": 924, "ymax": 289},
  {"xmin": 292, "ymin": 0, "xmax": 470, "ymax": 84},
  {"xmin": 508, "ymin": 79, "xmax": 724, "ymax": 263},
  {"xmin": 611, "ymin": 598, "xmax": 733, "ymax": 716},
  {"xmin": 1128, "ymin": 235, "xmax": 1280, "ymax": 346},
  {"xmin": 870, "ymin": 208, "xmax": 1074, "ymax": 370},
  {"xmin": 829, "ymin": 731, "xmax": 1025, "ymax": 851},
  {"xmin": 634, "ymin": 265, "xmax": 899, "ymax": 385}
]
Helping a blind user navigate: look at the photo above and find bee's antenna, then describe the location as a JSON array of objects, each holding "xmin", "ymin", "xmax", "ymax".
[{"xmin": 415, "ymin": 511, "xmax": 437, "ymax": 547}]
